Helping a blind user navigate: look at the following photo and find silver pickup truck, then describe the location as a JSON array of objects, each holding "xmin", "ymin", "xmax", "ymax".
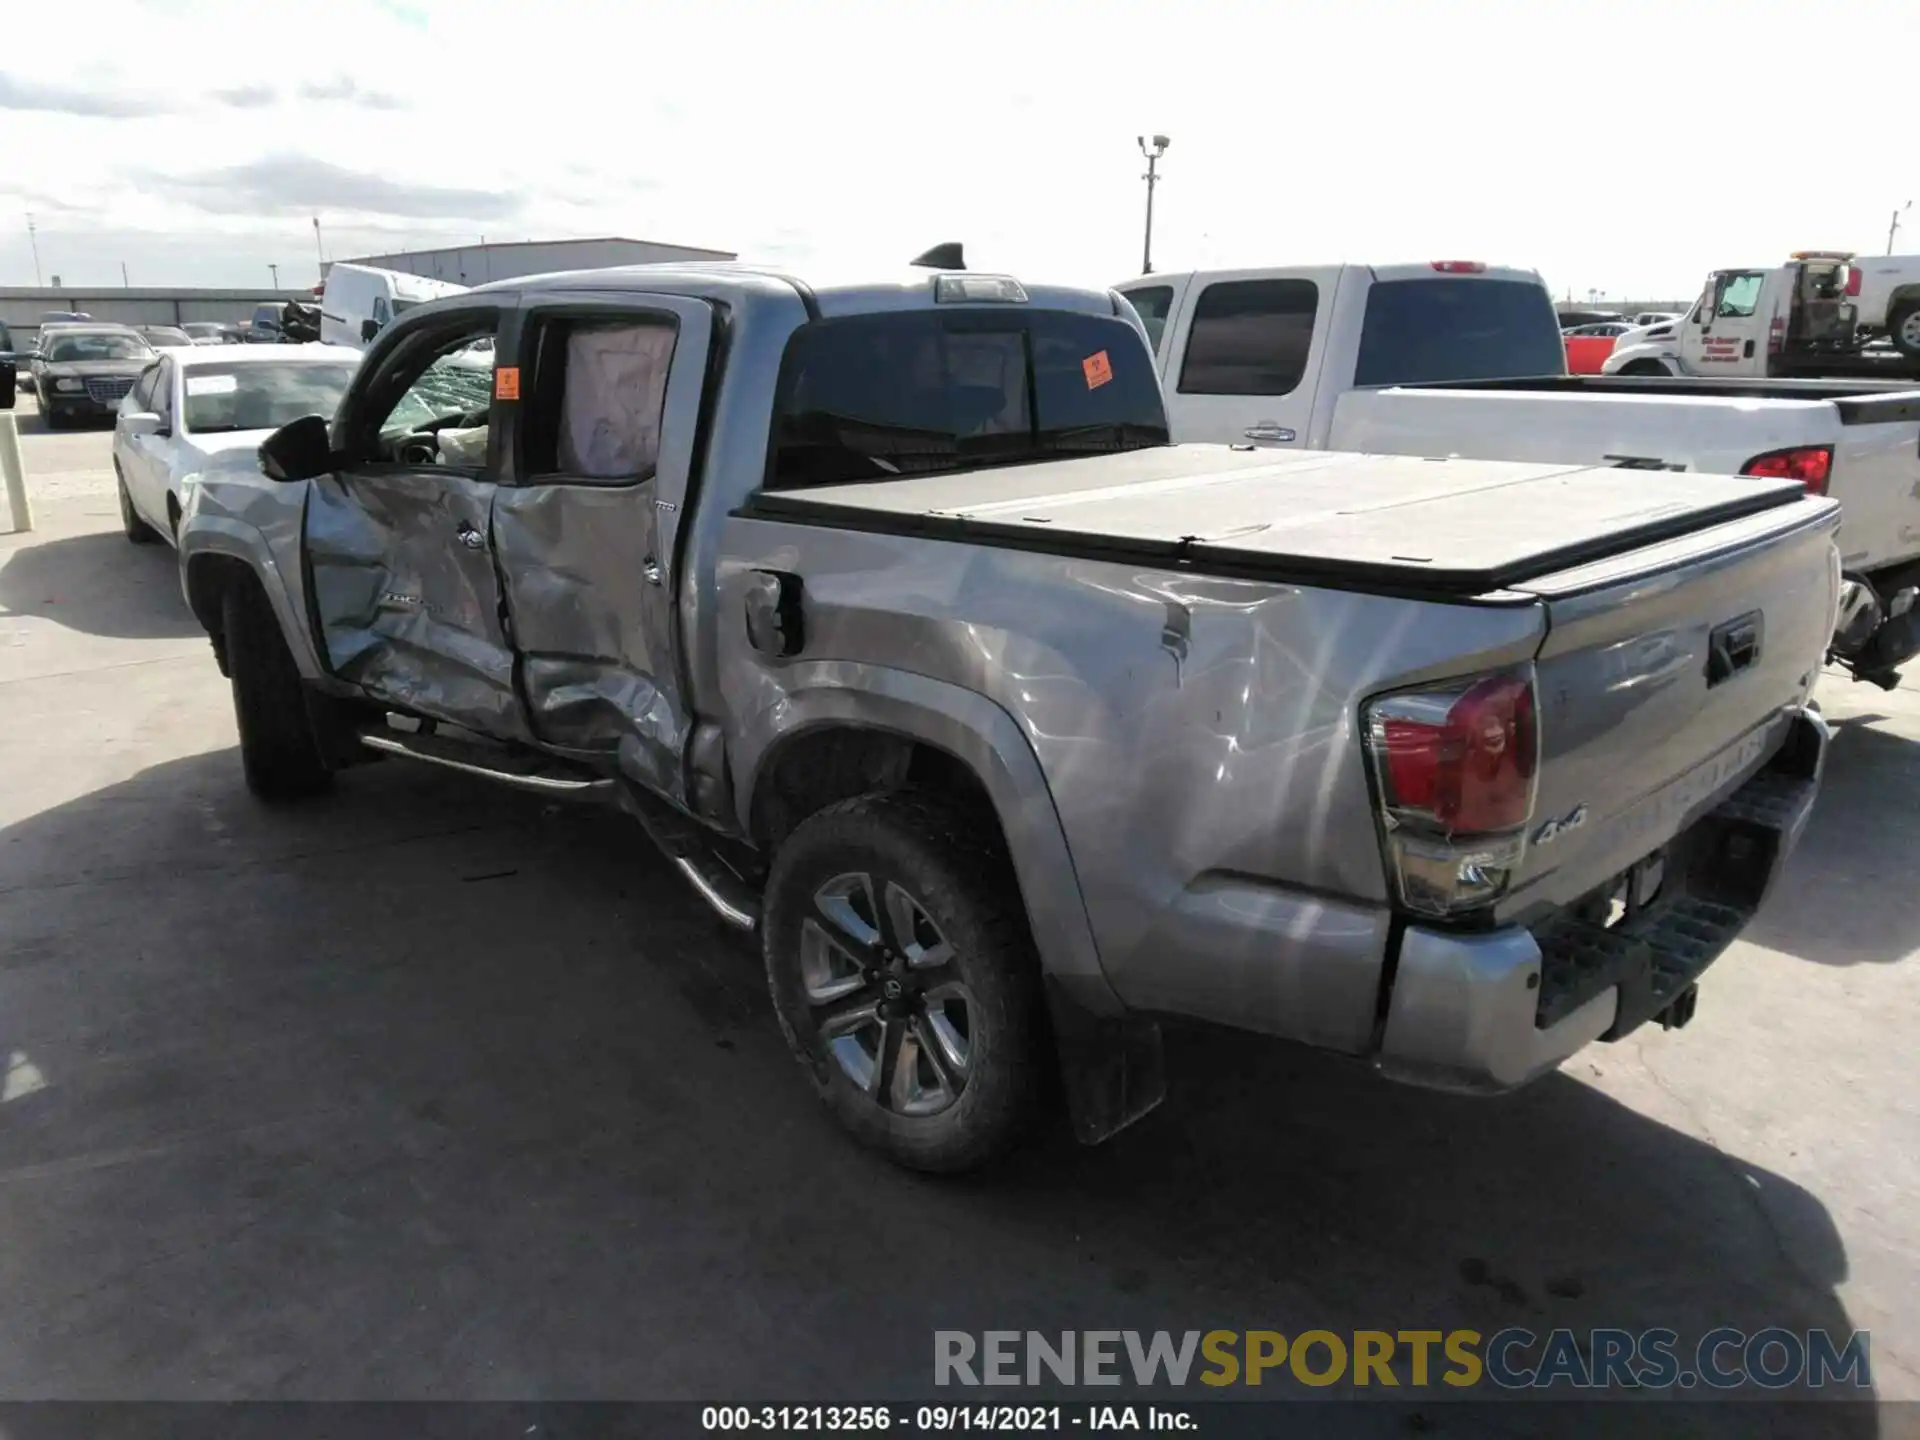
[{"xmin": 175, "ymin": 261, "xmax": 1838, "ymax": 1172}]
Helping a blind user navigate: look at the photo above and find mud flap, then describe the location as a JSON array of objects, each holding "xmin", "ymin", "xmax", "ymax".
[{"xmin": 1044, "ymin": 977, "xmax": 1166, "ymax": 1145}]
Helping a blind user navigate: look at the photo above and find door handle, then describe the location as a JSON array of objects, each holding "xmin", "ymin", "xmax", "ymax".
[
  {"xmin": 456, "ymin": 522, "xmax": 486, "ymax": 551},
  {"xmin": 1243, "ymin": 423, "xmax": 1296, "ymax": 443},
  {"xmin": 1743, "ymin": 339, "xmax": 1755, "ymax": 358}
]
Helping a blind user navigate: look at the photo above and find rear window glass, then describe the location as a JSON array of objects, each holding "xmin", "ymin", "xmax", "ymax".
[
  {"xmin": 767, "ymin": 310, "xmax": 1167, "ymax": 489},
  {"xmin": 1354, "ymin": 278, "xmax": 1566, "ymax": 387},
  {"xmin": 1177, "ymin": 279, "xmax": 1319, "ymax": 396}
]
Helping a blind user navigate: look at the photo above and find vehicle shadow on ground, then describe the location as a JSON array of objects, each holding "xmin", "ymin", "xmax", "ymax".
[
  {"xmin": 1743, "ymin": 715, "xmax": 1920, "ymax": 967},
  {"xmin": 0, "ymin": 753, "xmax": 1875, "ymax": 1429},
  {"xmin": 0, "ymin": 529, "xmax": 202, "ymax": 640}
]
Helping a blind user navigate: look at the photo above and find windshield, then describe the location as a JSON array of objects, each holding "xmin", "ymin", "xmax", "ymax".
[
  {"xmin": 182, "ymin": 361, "xmax": 358, "ymax": 434},
  {"xmin": 767, "ymin": 310, "xmax": 1167, "ymax": 489},
  {"xmin": 47, "ymin": 333, "xmax": 154, "ymax": 363},
  {"xmin": 383, "ymin": 353, "xmax": 496, "ymax": 434},
  {"xmin": 145, "ymin": 328, "xmax": 192, "ymax": 347},
  {"xmin": 1354, "ymin": 278, "xmax": 1567, "ymax": 386}
]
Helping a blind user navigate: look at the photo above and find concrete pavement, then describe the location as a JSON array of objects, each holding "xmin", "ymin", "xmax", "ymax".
[{"xmin": 0, "ymin": 407, "xmax": 1912, "ymax": 1431}]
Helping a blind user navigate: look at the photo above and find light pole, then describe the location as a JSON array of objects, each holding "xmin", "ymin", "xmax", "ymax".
[
  {"xmin": 312, "ymin": 215, "xmax": 326, "ymax": 274},
  {"xmin": 1890, "ymin": 200, "xmax": 1913, "ymax": 255},
  {"xmin": 1137, "ymin": 134, "xmax": 1169, "ymax": 275},
  {"xmin": 269, "ymin": 262, "xmax": 280, "ymax": 289},
  {"xmin": 26, "ymin": 213, "xmax": 42, "ymax": 287}
]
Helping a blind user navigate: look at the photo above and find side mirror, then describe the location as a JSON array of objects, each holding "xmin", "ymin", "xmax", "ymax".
[
  {"xmin": 258, "ymin": 414, "xmax": 334, "ymax": 482},
  {"xmin": 120, "ymin": 411, "xmax": 164, "ymax": 438},
  {"xmin": 361, "ymin": 319, "xmax": 380, "ymax": 343}
]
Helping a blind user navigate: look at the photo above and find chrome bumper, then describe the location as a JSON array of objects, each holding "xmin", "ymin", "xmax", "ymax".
[{"xmin": 1373, "ymin": 706, "xmax": 1828, "ymax": 1094}]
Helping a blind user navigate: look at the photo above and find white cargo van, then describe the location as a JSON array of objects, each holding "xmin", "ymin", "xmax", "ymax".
[{"xmin": 320, "ymin": 264, "xmax": 467, "ymax": 350}]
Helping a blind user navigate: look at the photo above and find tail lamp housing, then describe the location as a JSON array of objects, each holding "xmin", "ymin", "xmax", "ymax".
[
  {"xmin": 1363, "ymin": 668, "xmax": 1540, "ymax": 918},
  {"xmin": 1741, "ymin": 444, "xmax": 1832, "ymax": 495}
]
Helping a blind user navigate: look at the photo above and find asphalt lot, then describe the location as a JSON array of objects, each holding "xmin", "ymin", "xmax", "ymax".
[{"xmin": 1, "ymin": 395, "xmax": 1916, "ymax": 1431}]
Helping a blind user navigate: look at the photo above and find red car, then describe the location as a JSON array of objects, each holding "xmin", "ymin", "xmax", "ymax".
[{"xmin": 1563, "ymin": 321, "xmax": 1633, "ymax": 374}]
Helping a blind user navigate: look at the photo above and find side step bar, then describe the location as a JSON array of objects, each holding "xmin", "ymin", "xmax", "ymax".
[
  {"xmin": 619, "ymin": 784, "xmax": 762, "ymax": 934},
  {"xmin": 359, "ymin": 729, "xmax": 614, "ymax": 796},
  {"xmin": 357, "ymin": 723, "xmax": 761, "ymax": 934}
]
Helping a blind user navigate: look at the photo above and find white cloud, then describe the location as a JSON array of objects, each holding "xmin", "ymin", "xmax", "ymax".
[{"xmin": 1, "ymin": 0, "xmax": 1914, "ymax": 296}]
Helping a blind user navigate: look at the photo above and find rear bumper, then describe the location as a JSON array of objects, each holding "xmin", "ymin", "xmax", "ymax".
[{"xmin": 1373, "ymin": 705, "xmax": 1827, "ymax": 1093}]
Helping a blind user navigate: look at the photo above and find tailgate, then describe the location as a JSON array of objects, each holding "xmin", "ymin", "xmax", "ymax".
[
  {"xmin": 1827, "ymin": 398, "xmax": 1920, "ymax": 572},
  {"xmin": 1496, "ymin": 496, "xmax": 1840, "ymax": 921}
]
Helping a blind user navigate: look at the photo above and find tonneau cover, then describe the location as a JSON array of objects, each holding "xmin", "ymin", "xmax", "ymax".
[{"xmin": 741, "ymin": 446, "xmax": 1808, "ymax": 595}]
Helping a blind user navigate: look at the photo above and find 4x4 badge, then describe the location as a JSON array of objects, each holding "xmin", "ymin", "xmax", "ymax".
[{"xmin": 1533, "ymin": 805, "xmax": 1588, "ymax": 846}]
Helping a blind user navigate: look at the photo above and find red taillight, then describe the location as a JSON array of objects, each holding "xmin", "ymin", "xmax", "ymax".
[
  {"xmin": 1365, "ymin": 670, "xmax": 1540, "ymax": 917},
  {"xmin": 1845, "ymin": 267, "xmax": 1862, "ymax": 297},
  {"xmin": 1371, "ymin": 673, "xmax": 1537, "ymax": 835},
  {"xmin": 1431, "ymin": 261, "xmax": 1487, "ymax": 274},
  {"xmin": 1741, "ymin": 444, "xmax": 1832, "ymax": 495}
]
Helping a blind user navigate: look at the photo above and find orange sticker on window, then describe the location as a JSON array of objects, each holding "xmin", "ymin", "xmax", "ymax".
[
  {"xmin": 494, "ymin": 366, "xmax": 520, "ymax": 401},
  {"xmin": 1082, "ymin": 350, "xmax": 1113, "ymax": 390}
]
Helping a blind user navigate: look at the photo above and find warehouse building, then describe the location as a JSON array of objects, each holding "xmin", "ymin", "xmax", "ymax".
[
  {"xmin": 0, "ymin": 287, "xmax": 303, "ymax": 335},
  {"xmin": 331, "ymin": 236, "xmax": 736, "ymax": 286}
]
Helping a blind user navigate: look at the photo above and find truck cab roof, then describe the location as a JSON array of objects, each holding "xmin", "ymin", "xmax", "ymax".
[{"xmin": 464, "ymin": 262, "xmax": 1131, "ymax": 321}]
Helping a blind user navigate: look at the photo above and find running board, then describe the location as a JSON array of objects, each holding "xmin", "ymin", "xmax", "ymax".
[
  {"xmin": 619, "ymin": 784, "xmax": 762, "ymax": 934},
  {"xmin": 357, "ymin": 725, "xmax": 759, "ymax": 933},
  {"xmin": 358, "ymin": 730, "xmax": 615, "ymax": 796}
]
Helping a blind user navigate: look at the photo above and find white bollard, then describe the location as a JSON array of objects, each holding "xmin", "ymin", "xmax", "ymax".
[{"xmin": 0, "ymin": 411, "xmax": 31, "ymax": 534}]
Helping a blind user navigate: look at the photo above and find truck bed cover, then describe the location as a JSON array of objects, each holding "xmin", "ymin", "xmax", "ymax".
[{"xmin": 739, "ymin": 445, "xmax": 1808, "ymax": 597}]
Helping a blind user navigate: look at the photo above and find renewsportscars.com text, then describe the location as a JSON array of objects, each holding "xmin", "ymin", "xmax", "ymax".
[{"xmin": 934, "ymin": 1328, "xmax": 1872, "ymax": 1391}]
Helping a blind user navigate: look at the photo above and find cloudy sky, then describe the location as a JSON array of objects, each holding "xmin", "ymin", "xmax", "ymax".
[{"xmin": 3, "ymin": 0, "xmax": 1914, "ymax": 300}]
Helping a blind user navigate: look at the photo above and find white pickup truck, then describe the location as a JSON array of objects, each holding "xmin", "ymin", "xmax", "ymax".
[
  {"xmin": 1851, "ymin": 252, "xmax": 1920, "ymax": 358},
  {"xmin": 1116, "ymin": 261, "xmax": 1920, "ymax": 688}
]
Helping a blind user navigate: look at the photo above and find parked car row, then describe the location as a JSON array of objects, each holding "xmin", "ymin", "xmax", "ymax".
[{"xmin": 149, "ymin": 251, "xmax": 1854, "ymax": 1172}]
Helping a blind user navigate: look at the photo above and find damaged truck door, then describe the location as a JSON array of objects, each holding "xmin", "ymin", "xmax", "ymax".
[
  {"xmin": 489, "ymin": 294, "xmax": 714, "ymax": 803},
  {"xmin": 302, "ymin": 301, "xmax": 528, "ymax": 740}
]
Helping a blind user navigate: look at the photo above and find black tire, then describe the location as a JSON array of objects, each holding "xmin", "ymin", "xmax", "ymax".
[
  {"xmin": 1889, "ymin": 303, "xmax": 1920, "ymax": 362},
  {"xmin": 116, "ymin": 464, "xmax": 159, "ymax": 545},
  {"xmin": 1617, "ymin": 359, "xmax": 1670, "ymax": 376},
  {"xmin": 763, "ymin": 791, "xmax": 1046, "ymax": 1173},
  {"xmin": 221, "ymin": 579, "xmax": 333, "ymax": 801}
]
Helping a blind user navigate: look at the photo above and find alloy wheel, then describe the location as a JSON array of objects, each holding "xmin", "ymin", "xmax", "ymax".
[{"xmin": 799, "ymin": 871, "xmax": 974, "ymax": 1116}]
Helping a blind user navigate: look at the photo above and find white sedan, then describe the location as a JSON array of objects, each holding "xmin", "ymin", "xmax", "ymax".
[{"xmin": 113, "ymin": 344, "xmax": 361, "ymax": 546}]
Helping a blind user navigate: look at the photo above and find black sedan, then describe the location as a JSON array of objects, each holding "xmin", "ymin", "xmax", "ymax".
[{"xmin": 30, "ymin": 327, "xmax": 158, "ymax": 428}]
